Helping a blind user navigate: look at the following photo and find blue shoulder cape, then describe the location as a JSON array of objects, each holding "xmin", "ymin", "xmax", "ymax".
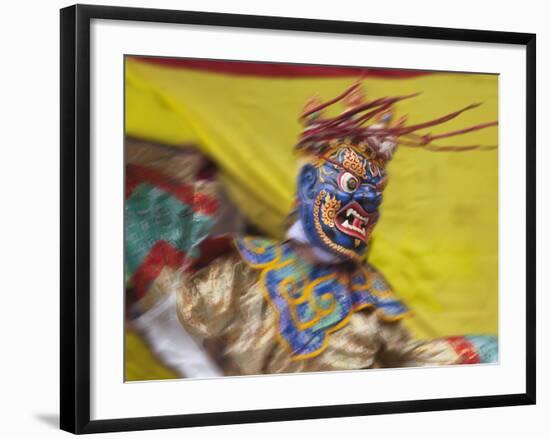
[{"xmin": 234, "ymin": 236, "xmax": 409, "ymax": 361}]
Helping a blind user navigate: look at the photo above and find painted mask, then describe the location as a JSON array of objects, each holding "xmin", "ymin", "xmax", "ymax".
[
  {"xmin": 297, "ymin": 141, "xmax": 388, "ymax": 260},
  {"xmin": 294, "ymin": 82, "xmax": 497, "ymax": 260}
]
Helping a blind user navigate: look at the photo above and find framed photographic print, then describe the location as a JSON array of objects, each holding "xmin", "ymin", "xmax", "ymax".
[{"xmin": 60, "ymin": 4, "xmax": 536, "ymax": 434}]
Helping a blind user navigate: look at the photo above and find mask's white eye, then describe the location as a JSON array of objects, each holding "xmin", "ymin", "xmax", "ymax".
[{"xmin": 338, "ymin": 172, "xmax": 359, "ymax": 193}]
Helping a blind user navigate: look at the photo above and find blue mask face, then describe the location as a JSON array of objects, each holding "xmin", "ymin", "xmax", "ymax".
[{"xmin": 297, "ymin": 145, "xmax": 386, "ymax": 260}]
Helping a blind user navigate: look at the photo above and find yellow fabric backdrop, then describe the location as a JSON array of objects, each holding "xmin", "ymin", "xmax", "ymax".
[
  {"xmin": 125, "ymin": 330, "xmax": 178, "ymax": 381},
  {"xmin": 125, "ymin": 58, "xmax": 498, "ymax": 340}
]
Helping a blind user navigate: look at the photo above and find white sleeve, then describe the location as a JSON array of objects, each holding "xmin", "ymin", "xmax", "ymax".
[{"xmin": 133, "ymin": 291, "xmax": 223, "ymax": 378}]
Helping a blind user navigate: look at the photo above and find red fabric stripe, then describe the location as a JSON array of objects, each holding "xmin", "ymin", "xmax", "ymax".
[
  {"xmin": 131, "ymin": 240, "xmax": 187, "ymax": 299},
  {"xmin": 131, "ymin": 237, "xmax": 234, "ymax": 300},
  {"xmin": 130, "ymin": 56, "xmax": 432, "ymax": 79},
  {"xmin": 446, "ymin": 336, "xmax": 481, "ymax": 364},
  {"xmin": 125, "ymin": 170, "xmax": 141, "ymax": 198},
  {"xmin": 191, "ymin": 235, "xmax": 234, "ymax": 270},
  {"xmin": 126, "ymin": 164, "xmax": 218, "ymax": 215}
]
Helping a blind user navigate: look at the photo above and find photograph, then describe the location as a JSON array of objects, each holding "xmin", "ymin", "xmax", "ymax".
[{"xmin": 123, "ymin": 56, "xmax": 499, "ymax": 380}]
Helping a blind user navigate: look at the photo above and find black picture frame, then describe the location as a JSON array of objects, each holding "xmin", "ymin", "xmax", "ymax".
[{"xmin": 60, "ymin": 4, "xmax": 536, "ymax": 434}]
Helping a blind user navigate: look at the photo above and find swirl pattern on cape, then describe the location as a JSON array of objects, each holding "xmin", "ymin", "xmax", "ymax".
[{"xmin": 235, "ymin": 236, "xmax": 409, "ymax": 360}]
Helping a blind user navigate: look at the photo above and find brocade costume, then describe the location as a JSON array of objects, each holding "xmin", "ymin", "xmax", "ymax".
[
  {"xmin": 176, "ymin": 238, "xmax": 496, "ymax": 375},
  {"xmin": 171, "ymin": 83, "xmax": 499, "ymax": 376}
]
